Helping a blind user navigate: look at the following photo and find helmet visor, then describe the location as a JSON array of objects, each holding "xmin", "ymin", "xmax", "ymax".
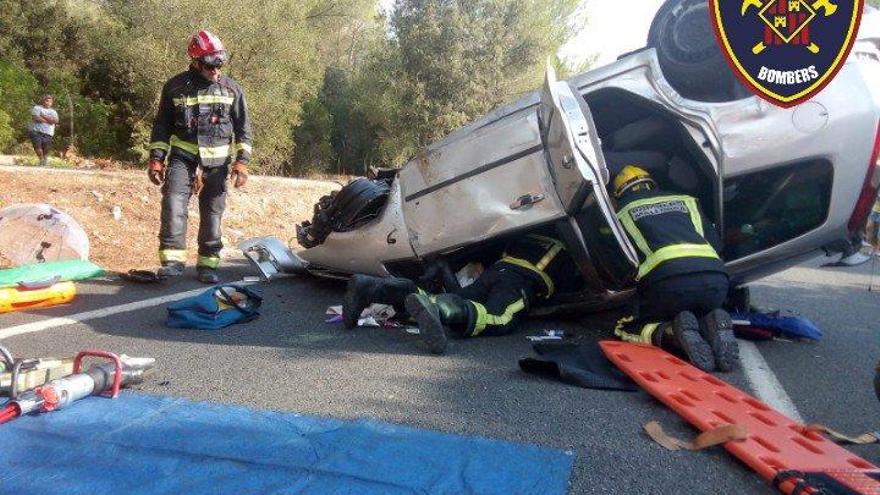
[{"xmin": 200, "ymin": 51, "xmax": 228, "ymax": 68}]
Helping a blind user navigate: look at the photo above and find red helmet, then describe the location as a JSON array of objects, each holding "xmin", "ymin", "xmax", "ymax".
[{"xmin": 187, "ymin": 30, "xmax": 228, "ymax": 66}]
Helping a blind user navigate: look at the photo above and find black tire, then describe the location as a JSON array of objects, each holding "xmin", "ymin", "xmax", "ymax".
[
  {"xmin": 296, "ymin": 178, "xmax": 390, "ymax": 248},
  {"xmin": 648, "ymin": 0, "xmax": 741, "ymax": 102}
]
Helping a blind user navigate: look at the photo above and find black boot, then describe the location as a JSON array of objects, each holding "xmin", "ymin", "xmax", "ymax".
[
  {"xmin": 433, "ymin": 294, "xmax": 471, "ymax": 330},
  {"xmin": 197, "ymin": 266, "xmax": 220, "ymax": 284},
  {"xmin": 699, "ymin": 309, "xmax": 738, "ymax": 372},
  {"xmin": 343, "ymin": 275, "xmax": 416, "ymax": 329},
  {"xmin": 656, "ymin": 311, "xmax": 716, "ymax": 372},
  {"xmin": 404, "ymin": 293, "xmax": 449, "ymax": 355},
  {"xmin": 157, "ymin": 261, "xmax": 185, "ymax": 278}
]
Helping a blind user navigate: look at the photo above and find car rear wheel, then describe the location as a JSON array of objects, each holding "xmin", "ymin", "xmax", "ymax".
[
  {"xmin": 296, "ymin": 178, "xmax": 390, "ymax": 248},
  {"xmin": 648, "ymin": 0, "xmax": 745, "ymax": 102}
]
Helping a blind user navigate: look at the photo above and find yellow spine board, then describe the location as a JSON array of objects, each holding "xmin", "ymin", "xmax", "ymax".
[{"xmin": 0, "ymin": 281, "xmax": 76, "ymax": 314}]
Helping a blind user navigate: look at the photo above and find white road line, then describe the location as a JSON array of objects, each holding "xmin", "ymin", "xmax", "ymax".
[
  {"xmin": 738, "ymin": 340, "xmax": 804, "ymax": 423},
  {"xmin": 0, "ymin": 284, "xmax": 249, "ymax": 340}
]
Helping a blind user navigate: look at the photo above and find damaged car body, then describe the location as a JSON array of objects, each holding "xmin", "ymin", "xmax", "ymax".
[{"xmin": 244, "ymin": 1, "xmax": 880, "ymax": 316}]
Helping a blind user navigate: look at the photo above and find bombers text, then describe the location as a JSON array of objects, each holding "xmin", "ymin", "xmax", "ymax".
[{"xmin": 757, "ymin": 65, "xmax": 820, "ymax": 85}]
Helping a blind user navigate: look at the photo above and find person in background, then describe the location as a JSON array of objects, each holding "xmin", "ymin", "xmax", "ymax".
[{"xmin": 29, "ymin": 94, "xmax": 58, "ymax": 167}]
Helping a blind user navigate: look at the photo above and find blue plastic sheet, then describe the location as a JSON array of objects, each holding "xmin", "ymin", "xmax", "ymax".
[
  {"xmin": 0, "ymin": 393, "xmax": 574, "ymax": 494},
  {"xmin": 731, "ymin": 311, "xmax": 823, "ymax": 341}
]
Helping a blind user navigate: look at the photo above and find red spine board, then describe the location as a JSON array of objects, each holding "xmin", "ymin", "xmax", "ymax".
[{"xmin": 599, "ymin": 340, "xmax": 880, "ymax": 494}]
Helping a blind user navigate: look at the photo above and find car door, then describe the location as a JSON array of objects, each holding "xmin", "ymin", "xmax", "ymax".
[
  {"xmin": 398, "ymin": 84, "xmax": 568, "ymax": 256},
  {"xmin": 540, "ymin": 65, "xmax": 639, "ymax": 290},
  {"xmin": 398, "ymin": 65, "xmax": 637, "ymax": 290}
]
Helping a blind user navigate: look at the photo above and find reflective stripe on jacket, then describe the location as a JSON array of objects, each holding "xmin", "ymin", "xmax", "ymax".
[
  {"xmin": 149, "ymin": 68, "xmax": 252, "ymax": 167},
  {"xmin": 496, "ymin": 233, "xmax": 581, "ymax": 297},
  {"xmin": 616, "ymin": 190, "xmax": 726, "ymax": 286}
]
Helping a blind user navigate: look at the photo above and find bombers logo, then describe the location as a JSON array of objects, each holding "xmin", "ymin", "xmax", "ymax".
[{"xmin": 709, "ymin": 0, "xmax": 863, "ymax": 107}]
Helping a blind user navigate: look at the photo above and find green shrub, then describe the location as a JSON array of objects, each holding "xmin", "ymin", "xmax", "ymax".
[
  {"xmin": 0, "ymin": 60, "xmax": 39, "ymax": 142},
  {"xmin": 7, "ymin": 140, "xmax": 35, "ymax": 156},
  {"xmin": 70, "ymin": 96, "xmax": 117, "ymax": 157},
  {"xmin": 0, "ymin": 109, "xmax": 14, "ymax": 152}
]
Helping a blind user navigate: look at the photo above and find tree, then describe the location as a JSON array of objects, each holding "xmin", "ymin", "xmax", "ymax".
[
  {"xmin": 0, "ymin": 60, "xmax": 39, "ymax": 148},
  {"xmin": 0, "ymin": 0, "xmax": 585, "ymax": 174},
  {"xmin": 96, "ymin": 0, "xmax": 325, "ymax": 171},
  {"xmin": 352, "ymin": 0, "xmax": 580, "ymax": 167},
  {"xmin": 0, "ymin": 0, "xmax": 126, "ymax": 155},
  {"xmin": 0, "ymin": 109, "xmax": 14, "ymax": 152},
  {"xmin": 289, "ymin": 3, "xmax": 387, "ymax": 175},
  {"xmin": 98, "ymin": 0, "xmax": 381, "ymax": 172},
  {"xmin": 291, "ymin": 93, "xmax": 336, "ymax": 175}
]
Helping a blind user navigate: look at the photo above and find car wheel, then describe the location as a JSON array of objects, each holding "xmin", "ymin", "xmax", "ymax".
[
  {"xmin": 296, "ymin": 178, "xmax": 390, "ymax": 248},
  {"xmin": 725, "ymin": 285, "xmax": 750, "ymax": 313},
  {"xmin": 648, "ymin": 0, "xmax": 742, "ymax": 101}
]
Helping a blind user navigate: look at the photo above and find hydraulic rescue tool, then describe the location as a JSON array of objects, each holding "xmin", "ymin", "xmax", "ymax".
[
  {"xmin": 0, "ymin": 350, "xmax": 155, "ymax": 425},
  {"xmin": 0, "ymin": 345, "xmax": 74, "ymax": 398}
]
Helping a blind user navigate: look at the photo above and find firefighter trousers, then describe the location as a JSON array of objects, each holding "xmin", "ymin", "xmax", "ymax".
[
  {"xmin": 615, "ymin": 271, "xmax": 728, "ymax": 344},
  {"xmin": 452, "ymin": 266, "xmax": 537, "ymax": 337},
  {"xmin": 158, "ymin": 154, "xmax": 227, "ymax": 268},
  {"xmin": 359, "ymin": 267, "xmax": 536, "ymax": 338}
]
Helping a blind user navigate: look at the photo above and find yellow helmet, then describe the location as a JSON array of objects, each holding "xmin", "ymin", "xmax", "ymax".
[{"xmin": 613, "ymin": 165, "xmax": 655, "ymax": 198}]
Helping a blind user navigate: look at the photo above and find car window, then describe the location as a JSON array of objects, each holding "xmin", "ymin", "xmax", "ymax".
[{"xmin": 722, "ymin": 160, "xmax": 832, "ymax": 260}]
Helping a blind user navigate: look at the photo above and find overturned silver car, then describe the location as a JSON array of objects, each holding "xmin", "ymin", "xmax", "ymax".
[{"xmin": 243, "ymin": 1, "xmax": 880, "ymax": 314}]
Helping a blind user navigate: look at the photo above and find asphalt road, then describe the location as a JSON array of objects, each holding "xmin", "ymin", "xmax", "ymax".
[{"xmin": 1, "ymin": 255, "xmax": 878, "ymax": 494}]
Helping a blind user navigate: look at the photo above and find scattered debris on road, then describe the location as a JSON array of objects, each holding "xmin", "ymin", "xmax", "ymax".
[{"xmin": 326, "ymin": 303, "xmax": 398, "ymax": 328}]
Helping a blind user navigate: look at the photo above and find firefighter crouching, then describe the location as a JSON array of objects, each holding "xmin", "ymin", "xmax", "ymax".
[
  {"xmin": 147, "ymin": 30, "xmax": 253, "ymax": 284},
  {"xmin": 342, "ymin": 233, "xmax": 583, "ymax": 355},
  {"xmin": 613, "ymin": 165, "xmax": 738, "ymax": 372}
]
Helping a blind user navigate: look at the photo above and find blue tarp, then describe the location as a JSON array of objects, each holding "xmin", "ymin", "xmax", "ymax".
[
  {"xmin": 0, "ymin": 393, "xmax": 574, "ymax": 495},
  {"xmin": 731, "ymin": 311, "xmax": 823, "ymax": 341}
]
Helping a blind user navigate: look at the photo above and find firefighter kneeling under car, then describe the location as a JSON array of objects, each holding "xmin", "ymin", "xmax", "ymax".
[
  {"xmin": 612, "ymin": 165, "xmax": 738, "ymax": 372},
  {"xmin": 342, "ymin": 232, "xmax": 583, "ymax": 355}
]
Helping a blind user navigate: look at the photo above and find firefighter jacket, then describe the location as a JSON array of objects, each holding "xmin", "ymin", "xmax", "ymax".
[
  {"xmin": 616, "ymin": 188, "xmax": 727, "ymax": 287},
  {"xmin": 496, "ymin": 233, "xmax": 583, "ymax": 298},
  {"xmin": 148, "ymin": 68, "xmax": 252, "ymax": 168}
]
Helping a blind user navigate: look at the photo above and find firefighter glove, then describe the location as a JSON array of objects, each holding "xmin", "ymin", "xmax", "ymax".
[
  {"xmin": 230, "ymin": 161, "xmax": 248, "ymax": 188},
  {"xmin": 148, "ymin": 159, "xmax": 165, "ymax": 186}
]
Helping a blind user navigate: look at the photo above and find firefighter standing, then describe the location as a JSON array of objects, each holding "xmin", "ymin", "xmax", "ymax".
[
  {"xmin": 147, "ymin": 30, "xmax": 252, "ymax": 284},
  {"xmin": 612, "ymin": 165, "xmax": 737, "ymax": 372},
  {"xmin": 342, "ymin": 233, "xmax": 582, "ymax": 355}
]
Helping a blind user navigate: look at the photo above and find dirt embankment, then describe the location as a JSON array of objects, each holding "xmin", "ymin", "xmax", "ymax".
[{"xmin": 1, "ymin": 165, "xmax": 340, "ymax": 272}]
